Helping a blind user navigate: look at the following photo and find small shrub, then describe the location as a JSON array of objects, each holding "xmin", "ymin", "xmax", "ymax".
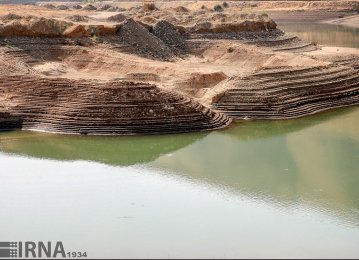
[
  {"xmin": 223, "ymin": 2, "xmax": 229, "ymax": 8},
  {"xmin": 213, "ymin": 4, "xmax": 223, "ymax": 12},
  {"xmin": 201, "ymin": 5, "xmax": 206, "ymax": 9},
  {"xmin": 3, "ymin": 40, "xmax": 15, "ymax": 48},
  {"xmin": 248, "ymin": 13, "xmax": 256, "ymax": 19},
  {"xmin": 92, "ymin": 35, "xmax": 102, "ymax": 43},
  {"xmin": 240, "ymin": 13, "xmax": 248, "ymax": 19},
  {"xmin": 227, "ymin": 47, "xmax": 235, "ymax": 53},
  {"xmin": 143, "ymin": 2, "xmax": 156, "ymax": 11}
]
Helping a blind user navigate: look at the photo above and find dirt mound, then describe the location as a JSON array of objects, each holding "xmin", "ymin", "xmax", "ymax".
[
  {"xmin": 143, "ymin": 2, "xmax": 157, "ymax": 11},
  {"xmin": 0, "ymin": 17, "xmax": 72, "ymax": 37},
  {"xmin": 42, "ymin": 4, "xmax": 55, "ymax": 10},
  {"xmin": 100, "ymin": 5, "xmax": 126, "ymax": 12},
  {"xmin": 142, "ymin": 16, "xmax": 157, "ymax": 24},
  {"xmin": 132, "ymin": 6, "xmax": 277, "ymax": 33},
  {"xmin": 117, "ymin": 18, "xmax": 174, "ymax": 60},
  {"xmin": 153, "ymin": 20, "xmax": 187, "ymax": 54},
  {"xmin": 174, "ymin": 6, "xmax": 190, "ymax": 13},
  {"xmin": 107, "ymin": 7, "xmax": 116, "ymax": 12},
  {"xmin": 63, "ymin": 25, "xmax": 88, "ymax": 38},
  {"xmin": 98, "ymin": 4, "xmax": 112, "ymax": 11},
  {"xmin": 0, "ymin": 75, "xmax": 231, "ymax": 135},
  {"xmin": 66, "ymin": 15, "xmax": 89, "ymax": 23},
  {"xmin": 107, "ymin": 13, "xmax": 127, "ymax": 22},
  {"xmin": 191, "ymin": 20, "xmax": 277, "ymax": 33},
  {"xmin": 1, "ymin": 13, "xmax": 22, "ymax": 22},
  {"xmin": 72, "ymin": 5, "xmax": 82, "ymax": 10},
  {"xmin": 82, "ymin": 4, "xmax": 97, "ymax": 11},
  {"xmin": 56, "ymin": 5, "xmax": 69, "ymax": 11},
  {"xmin": 86, "ymin": 24, "xmax": 120, "ymax": 36}
]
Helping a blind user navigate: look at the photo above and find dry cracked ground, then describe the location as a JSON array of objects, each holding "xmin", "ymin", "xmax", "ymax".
[{"xmin": 0, "ymin": 1, "xmax": 358, "ymax": 135}]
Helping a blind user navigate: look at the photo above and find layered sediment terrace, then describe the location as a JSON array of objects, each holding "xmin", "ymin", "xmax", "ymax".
[{"xmin": 0, "ymin": 1, "xmax": 358, "ymax": 135}]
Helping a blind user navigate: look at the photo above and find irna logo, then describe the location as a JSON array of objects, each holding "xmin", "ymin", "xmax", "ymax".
[{"xmin": 0, "ymin": 241, "xmax": 81, "ymax": 258}]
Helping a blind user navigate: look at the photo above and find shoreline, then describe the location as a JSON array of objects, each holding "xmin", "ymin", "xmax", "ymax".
[
  {"xmin": 323, "ymin": 14, "xmax": 359, "ymax": 29},
  {"xmin": 0, "ymin": 2, "xmax": 358, "ymax": 135}
]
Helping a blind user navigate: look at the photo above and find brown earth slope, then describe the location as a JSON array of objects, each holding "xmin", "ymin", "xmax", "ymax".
[
  {"xmin": 0, "ymin": 75, "xmax": 231, "ymax": 135},
  {"xmin": 0, "ymin": 3, "xmax": 358, "ymax": 135}
]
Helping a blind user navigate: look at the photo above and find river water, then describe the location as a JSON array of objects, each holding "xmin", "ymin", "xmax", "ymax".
[
  {"xmin": 278, "ymin": 22, "xmax": 359, "ymax": 48},
  {"xmin": 0, "ymin": 25, "xmax": 359, "ymax": 258},
  {"xmin": 1, "ymin": 107, "xmax": 358, "ymax": 258}
]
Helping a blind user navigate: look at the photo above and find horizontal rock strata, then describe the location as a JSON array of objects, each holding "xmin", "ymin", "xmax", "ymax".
[
  {"xmin": 190, "ymin": 20, "xmax": 277, "ymax": 34},
  {"xmin": 0, "ymin": 76, "xmax": 231, "ymax": 135},
  {"xmin": 211, "ymin": 65, "xmax": 359, "ymax": 119}
]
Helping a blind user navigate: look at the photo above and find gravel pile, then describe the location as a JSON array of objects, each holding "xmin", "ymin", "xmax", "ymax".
[
  {"xmin": 56, "ymin": 5, "xmax": 69, "ymax": 10},
  {"xmin": 174, "ymin": 6, "xmax": 189, "ymax": 13},
  {"xmin": 42, "ymin": 4, "xmax": 55, "ymax": 9},
  {"xmin": 72, "ymin": 5, "xmax": 82, "ymax": 10},
  {"xmin": 153, "ymin": 20, "xmax": 187, "ymax": 55},
  {"xmin": 66, "ymin": 15, "xmax": 89, "ymax": 23},
  {"xmin": 98, "ymin": 4, "xmax": 112, "ymax": 11},
  {"xmin": 117, "ymin": 19, "xmax": 174, "ymax": 60},
  {"xmin": 82, "ymin": 4, "xmax": 97, "ymax": 11},
  {"xmin": 1, "ymin": 13, "xmax": 22, "ymax": 21},
  {"xmin": 107, "ymin": 13, "xmax": 127, "ymax": 22}
]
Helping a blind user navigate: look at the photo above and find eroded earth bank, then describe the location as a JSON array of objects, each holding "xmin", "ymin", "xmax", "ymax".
[{"xmin": 0, "ymin": 1, "xmax": 358, "ymax": 135}]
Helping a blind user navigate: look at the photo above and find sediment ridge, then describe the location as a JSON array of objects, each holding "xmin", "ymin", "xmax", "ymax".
[
  {"xmin": 0, "ymin": 76, "xmax": 231, "ymax": 135},
  {"xmin": 0, "ymin": 3, "xmax": 358, "ymax": 135},
  {"xmin": 211, "ymin": 65, "xmax": 359, "ymax": 119}
]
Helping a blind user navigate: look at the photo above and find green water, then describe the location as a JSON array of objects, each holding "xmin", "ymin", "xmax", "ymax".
[
  {"xmin": 0, "ymin": 106, "xmax": 359, "ymax": 258},
  {"xmin": 279, "ymin": 22, "xmax": 359, "ymax": 48}
]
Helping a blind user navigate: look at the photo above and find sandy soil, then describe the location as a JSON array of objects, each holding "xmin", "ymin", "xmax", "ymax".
[
  {"xmin": 325, "ymin": 14, "xmax": 359, "ymax": 29},
  {"xmin": 304, "ymin": 46, "xmax": 359, "ymax": 62},
  {"xmin": 0, "ymin": 1, "xmax": 358, "ymax": 134},
  {"xmin": 1, "ymin": 1, "xmax": 359, "ymax": 18}
]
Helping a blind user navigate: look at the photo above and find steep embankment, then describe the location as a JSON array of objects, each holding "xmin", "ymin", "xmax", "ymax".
[
  {"xmin": 210, "ymin": 65, "xmax": 359, "ymax": 119},
  {"xmin": 0, "ymin": 7, "xmax": 358, "ymax": 134},
  {"xmin": 0, "ymin": 75, "xmax": 231, "ymax": 135}
]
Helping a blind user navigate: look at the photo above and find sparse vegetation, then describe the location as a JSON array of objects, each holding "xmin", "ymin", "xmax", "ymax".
[
  {"xmin": 143, "ymin": 1, "xmax": 156, "ymax": 11},
  {"xmin": 214, "ymin": 4, "xmax": 224, "ymax": 12},
  {"xmin": 240, "ymin": 13, "xmax": 248, "ymax": 19},
  {"xmin": 3, "ymin": 40, "xmax": 15, "ymax": 48},
  {"xmin": 5, "ymin": 43, "xmax": 15, "ymax": 49},
  {"xmin": 91, "ymin": 35, "xmax": 102, "ymax": 43},
  {"xmin": 83, "ymin": 0, "xmax": 96, "ymax": 3},
  {"xmin": 227, "ymin": 46, "xmax": 235, "ymax": 53}
]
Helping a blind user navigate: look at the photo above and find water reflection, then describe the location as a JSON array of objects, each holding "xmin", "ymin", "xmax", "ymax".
[
  {"xmin": 279, "ymin": 22, "xmax": 359, "ymax": 48},
  {"xmin": 0, "ymin": 107, "xmax": 359, "ymax": 227},
  {"xmin": 152, "ymin": 107, "xmax": 359, "ymax": 226},
  {"xmin": 1, "ymin": 107, "xmax": 359, "ymax": 257},
  {"xmin": 0, "ymin": 131, "xmax": 206, "ymax": 166}
]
